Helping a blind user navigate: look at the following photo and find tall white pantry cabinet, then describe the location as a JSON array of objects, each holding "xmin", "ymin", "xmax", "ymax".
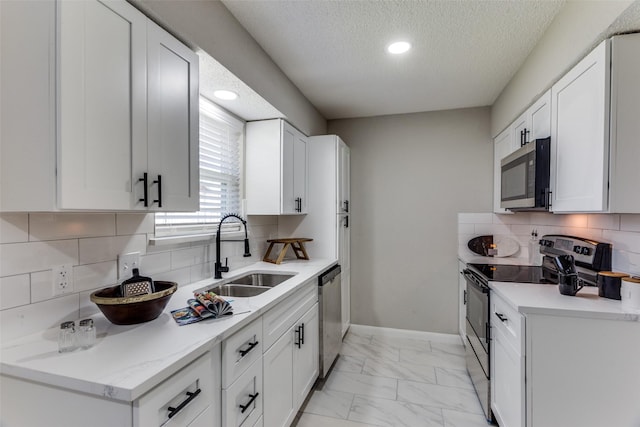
[
  {"xmin": 0, "ymin": 0, "xmax": 199, "ymax": 212},
  {"xmin": 279, "ymin": 135, "xmax": 351, "ymax": 337}
]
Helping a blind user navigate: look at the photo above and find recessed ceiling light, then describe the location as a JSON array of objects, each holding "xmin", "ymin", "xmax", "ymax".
[
  {"xmin": 213, "ymin": 90, "xmax": 238, "ymax": 100},
  {"xmin": 387, "ymin": 41, "xmax": 411, "ymax": 55}
]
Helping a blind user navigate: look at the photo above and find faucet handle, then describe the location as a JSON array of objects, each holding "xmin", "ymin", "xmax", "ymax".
[{"xmin": 220, "ymin": 257, "xmax": 229, "ymax": 273}]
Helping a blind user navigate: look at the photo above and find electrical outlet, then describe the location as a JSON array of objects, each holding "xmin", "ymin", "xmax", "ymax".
[
  {"xmin": 52, "ymin": 264, "xmax": 74, "ymax": 296},
  {"xmin": 118, "ymin": 252, "xmax": 141, "ymax": 280}
]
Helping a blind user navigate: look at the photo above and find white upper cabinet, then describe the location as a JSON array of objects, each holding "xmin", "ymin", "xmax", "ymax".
[
  {"xmin": 528, "ymin": 90, "xmax": 551, "ymax": 141},
  {"xmin": 58, "ymin": 0, "xmax": 147, "ymax": 210},
  {"xmin": 0, "ymin": 0, "xmax": 199, "ymax": 212},
  {"xmin": 146, "ymin": 22, "xmax": 199, "ymax": 211},
  {"xmin": 551, "ymin": 34, "xmax": 640, "ymax": 213},
  {"xmin": 246, "ymin": 119, "xmax": 308, "ymax": 215}
]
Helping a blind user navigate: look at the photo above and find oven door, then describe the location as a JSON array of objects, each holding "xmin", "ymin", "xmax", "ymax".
[{"xmin": 464, "ymin": 269, "xmax": 489, "ymax": 362}]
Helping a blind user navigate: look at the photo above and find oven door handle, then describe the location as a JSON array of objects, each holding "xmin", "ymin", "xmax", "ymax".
[{"xmin": 463, "ymin": 269, "xmax": 489, "ymax": 294}]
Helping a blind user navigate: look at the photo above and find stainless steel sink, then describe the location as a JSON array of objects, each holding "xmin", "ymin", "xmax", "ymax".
[
  {"xmin": 206, "ymin": 284, "xmax": 270, "ymax": 298},
  {"xmin": 227, "ymin": 272, "xmax": 295, "ymax": 287}
]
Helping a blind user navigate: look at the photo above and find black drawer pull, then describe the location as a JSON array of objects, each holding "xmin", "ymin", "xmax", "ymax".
[
  {"xmin": 153, "ymin": 174, "xmax": 162, "ymax": 207},
  {"xmin": 295, "ymin": 326, "xmax": 301, "ymax": 348},
  {"xmin": 167, "ymin": 388, "xmax": 201, "ymax": 419},
  {"xmin": 239, "ymin": 392, "xmax": 259, "ymax": 414},
  {"xmin": 138, "ymin": 173, "xmax": 148, "ymax": 207},
  {"xmin": 300, "ymin": 322, "xmax": 305, "ymax": 345},
  {"xmin": 495, "ymin": 312, "xmax": 508, "ymax": 322},
  {"xmin": 239, "ymin": 341, "xmax": 259, "ymax": 357}
]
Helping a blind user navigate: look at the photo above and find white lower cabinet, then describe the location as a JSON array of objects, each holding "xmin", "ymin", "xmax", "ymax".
[
  {"xmin": 263, "ymin": 325, "xmax": 295, "ymax": 427},
  {"xmin": 222, "ymin": 357, "xmax": 264, "ymax": 427},
  {"xmin": 292, "ymin": 304, "xmax": 319, "ymax": 409},
  {"xmin": 135, "ymin": 349, "xmax": 219, "ymax": 427},
  {"xmin": 490, "ymin": 292, "xmax": 525, "ymax": 427},
  {"xmin": 0, "ymin": 348, "xmax": 220, "ymax": 427},
  {"xmin": 458, "ymin": 261, "xmax": 466, "ymax": 340}
]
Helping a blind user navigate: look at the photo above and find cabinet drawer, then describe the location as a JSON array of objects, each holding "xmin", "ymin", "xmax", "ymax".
[
  {"xmin": 491, "ymin": 292, "xmax": 524, "ymax": 354},
  {"xmin": 223, "ymin": 357, "xmax": 263, "ymax": 427},
  {"xmin": 135, "ymin": 352, "xmax": 213, "ymax": 427},
  {"xmin": 263, "ymin": 280, "xmax": 317, "ymax": 350},
  {"xmin": 222, "ymin": 317, "xmax": 263, "ymax": 388}
]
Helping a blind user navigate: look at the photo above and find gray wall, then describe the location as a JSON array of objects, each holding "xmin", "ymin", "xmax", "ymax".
[
  {"xmin": 132, "ymin": 0, "xmax": 327, "ymax": 136},
  {"xmin": 328, "ymin": 108, "xmax": 492, "ymax": 334},
  {"xmin": 491, "ymin": 0, "xmax": 636, "ymax": 136}
]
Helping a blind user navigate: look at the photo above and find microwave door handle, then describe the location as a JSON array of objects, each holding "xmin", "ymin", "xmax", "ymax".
[{"xmin": 545, "ymin": 188, "xmax": 552, "ymax": 210}]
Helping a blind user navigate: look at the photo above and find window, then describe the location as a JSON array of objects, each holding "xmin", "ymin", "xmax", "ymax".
[{"xmin": 155, "ymin": 96, "xmax": 243, "ymax": 237}]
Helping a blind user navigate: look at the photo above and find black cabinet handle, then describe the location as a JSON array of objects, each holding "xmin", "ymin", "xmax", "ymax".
[
  {"xmin": 495, "ymin": 312, "xmax": 508, "ymax": 322},
  {"xmin": 295, "ymin": 326, "xmax": 301, "ymax": 348},
  {"xmin": 344, "ymin": 200, "xmax": 349, "ymax": 213},
  {"xmin": 344, "ymin": 216, "xmax": 349, "ymax": 228},
  {"xmin": 153, "ymin": 175, "xmax": 163, "ymax": 207},
  {"xmin": 167, "ymin": 388, "xmax": 201, "ymax": 419},
  {"xmin": 239, "ymin": 393, "xmax": 259, "ymax": 414},
  {"xmin": 463, "ymin": 289, "xmax": 467, "ymax": 305},
  {"xmin": 238, "ymin": 340, "xmax": 259, "ymax": 357},
  {"xmin": 520, "ymin": 130, "xmax": 524, "ymax": 147},
  {"xmin": 300, "ymin": 322, "xmax": 305, "ymax": 345},
  {"xmin": 138, "ymin": 173, "xmax": 148, "ymax": 207},
  {"xmin": 294, "ymin": 197, "xmax": 302, "ymax": 212}
]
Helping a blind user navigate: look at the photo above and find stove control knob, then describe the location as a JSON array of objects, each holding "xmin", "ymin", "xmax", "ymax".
[
  {"xmin": 574, "ymin": 246, "xmax": 582, "ymax": 254},
  {"xmin": 581, "ymin": 247, "xmax": 591, "ymax": 256}
]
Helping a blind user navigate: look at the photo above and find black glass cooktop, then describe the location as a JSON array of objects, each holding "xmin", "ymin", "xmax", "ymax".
[{"xmin": 468, "ymin": 263, "xmax": 555, "ymax": 284}]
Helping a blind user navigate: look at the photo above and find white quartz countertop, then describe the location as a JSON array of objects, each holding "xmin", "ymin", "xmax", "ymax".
[
  {"xmin": 490, "ymin": 281, "xmax": 640, "ymax": 322},
  {"xmin": 0, "ymin": 259, "xmax": 336, "ymax": 402}
]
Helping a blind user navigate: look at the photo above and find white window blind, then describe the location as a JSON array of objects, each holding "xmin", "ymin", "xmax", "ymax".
[{"xmin": 155, "ymin": 97, "xmax": 243, "ymax": 236}]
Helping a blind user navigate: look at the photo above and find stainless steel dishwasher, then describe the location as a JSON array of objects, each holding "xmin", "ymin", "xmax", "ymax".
[{"xmin": 318, "ymin": 264, "xmax": 342, "ymax": 378}]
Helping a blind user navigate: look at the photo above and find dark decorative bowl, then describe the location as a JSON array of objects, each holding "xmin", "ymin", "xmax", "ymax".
[{"xmin": 90, "ymin": 281, "xmax": 177, "ymax": 325}]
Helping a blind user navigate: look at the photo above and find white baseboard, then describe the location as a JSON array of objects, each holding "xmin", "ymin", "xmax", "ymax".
[{"xmin": 349, "ymin": 324, "xmax": 463, "ymax": 345}]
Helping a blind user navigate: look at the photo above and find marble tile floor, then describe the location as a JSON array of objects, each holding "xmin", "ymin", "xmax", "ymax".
[{"xmin": 294, "ymin": 329, "xmax": 490, "ymax": 427}]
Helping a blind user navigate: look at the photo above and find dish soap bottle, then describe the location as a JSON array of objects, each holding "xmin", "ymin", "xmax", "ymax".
[{"xmin": 528, "ymin": 229, "xmax": 541, "ymax": 265}]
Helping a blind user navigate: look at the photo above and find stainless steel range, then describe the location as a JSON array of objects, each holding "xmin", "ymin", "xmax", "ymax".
[{"xmin": 463, "ymin": 234, "xmax": 612, "ymax": 422}]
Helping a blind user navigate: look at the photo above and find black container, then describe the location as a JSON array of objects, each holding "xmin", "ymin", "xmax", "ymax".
[{"xmin": 597, "ymin": 272, "xmax": 629, "ymax": 300}]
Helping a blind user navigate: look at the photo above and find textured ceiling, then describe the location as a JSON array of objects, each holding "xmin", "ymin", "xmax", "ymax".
[{"xmin": 221, "ymin": 0, "xmax": 565, "ymax": 120}]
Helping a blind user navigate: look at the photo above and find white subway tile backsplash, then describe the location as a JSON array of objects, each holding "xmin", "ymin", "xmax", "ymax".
[
  {"xmin": 171, "ymin": 246, "xmax": 206, "ymax": 270},
  {"xmin": 621, "ymin": 215, "xmax": 640, "ymax": 233},
  {"xmin": 0, "ymin": 240, "xmax": 79, "ymax": 277},
  {"xmin": 0, "ymin": 275, "xmax": 30, "ymax": 310},
  {"xmin": 602, "ymin": 230, "xmax": 640, "ymax": 253},
  {"xmin": 140, "ymin": 252, "xmax": 172, "ymax": 276},
  {"xmin": 458, "ymin": 213, "xmax": 493, "ymax": 224},
  {"xmin": 31, "ymin": 270, "xmax": 55, "ymax": 303},
  {"xmin": 587, "ymin": 214, "xmax": 620, "ymax": 230},
  {"xmin": 153, "ymin": 267, "xmax": 191, "ymax": 286},
  {"xmin": 473, "ymin": 224, "xmax": 511, "ymax": 235},
  {"xmin": 611, "ymin": 249, "xmax": 640, "ymax": 275},
  {"xmin": 116, "ymin": 213, "xmax": 155, "ymax": 235},
  {"xmin": 29, "ymin": 213, "xmax": 115, "ymax": 241},
  {"xmin": 190, "ymin": 262, "xmax": 213, "ymax": 283},
  {"xmin": 493, "ymin": 212, "xmax": 531, "ymax": 225},
  {"xmin": 78, "ymin": 234, "xmax": 147, "ymax": 264},
  {"xmin": 74, "ymin": 261, "xmax": 118, "ymax": 293},
  {"xmin": 1, "ymin": 293, "xmax": 79, "ymax": 342},
  {"xmin": 0, "ymin": 213, "xmax": 29, "ymax": 243},
  {"xmin": 457, "ymin": 224, "xmax": 474, "ymax": 235}
]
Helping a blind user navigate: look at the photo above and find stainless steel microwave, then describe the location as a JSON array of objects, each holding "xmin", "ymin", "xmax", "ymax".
[{"xmin": 500, "ymin": 137, "xmax": 551, "ymax": 210}]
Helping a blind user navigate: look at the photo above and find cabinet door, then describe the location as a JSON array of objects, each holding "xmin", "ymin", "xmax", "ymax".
[
  {"xmin": 281, "ymin": 123, "xmax": 297, "ymax": 214},
  {"xmin": 529, "ymin": 90, "xmax": 551, "ymax": 140},
  {"xmin": 57, "ymin": 0, "xmax": 146, "ymax": 210},
  {"xmin": 491, "ymin": 327, "xmax": 525, "ymax": 427},
  {"xmin": 263, "ymin": 329, "xmax": 295, "ymax": 427},
  {"xmin": 493, "ymin": 127, "xmax": 514, "ymax": 213},
  {"xmin": 223, "ymin": 358, "xmax": 263, "ymax": 427},
  {"xmin": 511, "ymin": 112, "xmax": 528, "ymax": 148},
  {"xmin": 551, "ymin": 40, "xmax": 610, "ymax": 213},
  {"xmin": 458, "ymin": 262, "xmax": 466, "ymax": 340},
  {"xmin": 147, "ymin": 21, "xmax": 199, "ymax": 212},
  {"xmin": 339, "ymin": 217, "xmax": 351, "ymax": 337},
  {"xmin": 293, "ymin": 131, "xmax": 308, "ymax": 214},
  {"xmin": 293, "ymin": 304, "xmax": 319, "ymax": 409},
  {"xmin": 338, "ymin": 140, "xmax": 350, "ymax": 214}
]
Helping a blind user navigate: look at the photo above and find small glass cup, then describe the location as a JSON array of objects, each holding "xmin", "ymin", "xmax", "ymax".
[
  {"xmin": 58, "ymin": 321, "xmax": 76, "ymax": 353},
  {"xmin": 77, "ymin": 318, "xmax": 96, "ymax": 349}
]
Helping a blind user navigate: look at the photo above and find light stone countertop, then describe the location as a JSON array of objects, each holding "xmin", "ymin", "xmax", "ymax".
[
  {"xmin": 0, "ymin": 259, "xmax": 336, "ymax": 402},
  {"xmin": 490, "ymin": 281, "xmax": 640, "ymax": 322}
]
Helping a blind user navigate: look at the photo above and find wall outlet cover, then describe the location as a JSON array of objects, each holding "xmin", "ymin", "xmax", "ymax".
[
  {"xmin": 52, "ymin": 264, "xmax": 74, "ymax": 296},
  {"xmin": 118, "ymin": 252, "xmax": 141, "ymax": 281}
]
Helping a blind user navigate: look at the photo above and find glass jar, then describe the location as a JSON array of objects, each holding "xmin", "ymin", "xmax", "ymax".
[
  {"xmin": 58, "ymin": 321, "xmax": 76, "ymax": 353},
  {"xmin": 77, "ymin": 318, "xmax": 96, "ymax": 349}
]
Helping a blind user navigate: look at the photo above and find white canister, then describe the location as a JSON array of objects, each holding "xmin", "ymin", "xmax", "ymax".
[{"xmin": 620, "ymin": 277, "xmax": 640, "ymax": 312}]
